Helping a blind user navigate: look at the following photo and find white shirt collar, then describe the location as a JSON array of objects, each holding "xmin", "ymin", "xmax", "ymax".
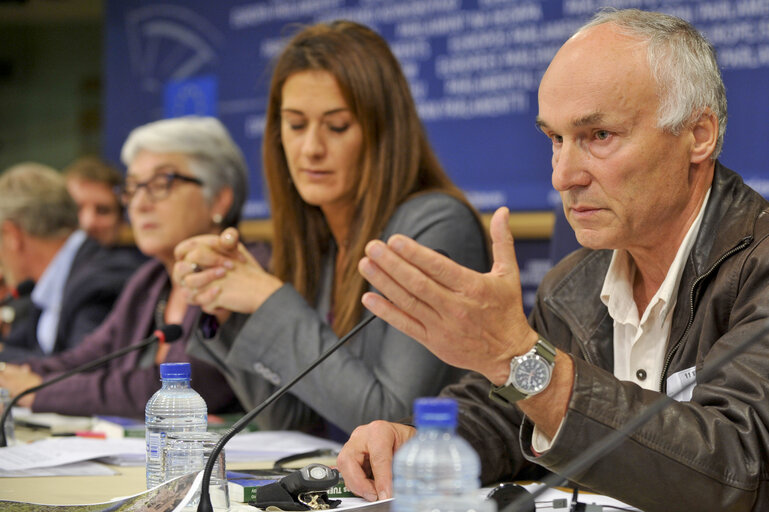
[
  {"xmin": 31, "ymin": 230, "xmax": 87, "ymax": 353},
  {"xmin": 601, "ymin": 187, "xmax": 712, "ymax": 324}
]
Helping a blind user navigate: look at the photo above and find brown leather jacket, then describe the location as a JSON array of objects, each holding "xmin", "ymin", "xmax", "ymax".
[{"xmin": 442, "ymin": 162, "xmax": 769, "ymax": 512}]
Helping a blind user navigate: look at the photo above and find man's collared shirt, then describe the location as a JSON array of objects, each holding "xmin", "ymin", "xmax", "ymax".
[
  {"xmin": 601, "ymin": 187, "xmax": 711, "ymax": 391},
  {"xmin": 31, "ymin": 230, "xmax": 87, "ymax": 355},
  {"xmin": 532, "ymin": 187, "xmax": 711, "ymax": 452}
]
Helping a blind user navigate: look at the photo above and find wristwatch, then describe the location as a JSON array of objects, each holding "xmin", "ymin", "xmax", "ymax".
[{"xmin": 489, "ymin": 335, "xmax": 557, "ymax": 405}]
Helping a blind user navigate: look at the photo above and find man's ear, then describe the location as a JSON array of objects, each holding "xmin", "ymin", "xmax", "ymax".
[
  {"xmin": 690, "ymin": 108, "xmax": 719, "ymax": 164},
  {"xmin": 0, "ymin": 220, "xmax": 23, "ymax": 252}
]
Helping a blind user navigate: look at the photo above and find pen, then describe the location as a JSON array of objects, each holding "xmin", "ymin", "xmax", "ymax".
[{"xmin": 51, "ymin": 431, "xmax": 107, "ymax": 439}]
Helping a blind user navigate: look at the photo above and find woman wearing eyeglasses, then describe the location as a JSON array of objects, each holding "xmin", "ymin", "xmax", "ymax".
[
  {"xmin": 173, "ymin": 21, "xmax": 490, "ymax": 436},
  {"xmin": 0, "ymin": 117, "xmax": 252, "ymax": 418}
]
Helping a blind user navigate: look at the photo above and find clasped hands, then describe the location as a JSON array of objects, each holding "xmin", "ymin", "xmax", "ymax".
[{"xmin": 172, "ymin": 227, "xmax": 283, "ymax": 323}]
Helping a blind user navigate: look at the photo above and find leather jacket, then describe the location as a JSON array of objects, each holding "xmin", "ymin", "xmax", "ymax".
[{"xmin": 442, "ymin": 162, "xmax": 769, "ymax": 512}]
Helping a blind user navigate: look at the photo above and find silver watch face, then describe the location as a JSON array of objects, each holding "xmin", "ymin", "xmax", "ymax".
[{"xmin": 511, "ymin": 353, "xmax": 553, "ymax": 395}]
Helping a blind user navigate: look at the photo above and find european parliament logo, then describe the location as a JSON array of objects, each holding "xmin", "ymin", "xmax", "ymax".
[
  {"xmin": 164, "ymin": 75, "xmax": 218, "ymax": 117},
  {"xmin": 123, "ymin": 4, "xmax": 222, "ymax": 117}
]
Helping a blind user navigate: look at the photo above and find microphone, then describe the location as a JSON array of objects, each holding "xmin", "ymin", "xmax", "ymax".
[
  {"xmin": 0, "ymin": 324, "xmax": 183, "ymax": 447},
  {"xmin": 503, "ymin": 317, "xmax": 769, "ymax": 512},
  {"xmin": 197, "ymin": 313, "xmax": 379, "ymax": 512},
  {"xmin": 0, "ymin": 279, "xmax": 35, "ymax": 326},
  {"xmin": 0, "ymin": 279, "xmax": 34, "ymax": 307}
]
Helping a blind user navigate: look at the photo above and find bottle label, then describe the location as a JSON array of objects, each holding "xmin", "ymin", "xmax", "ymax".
[{"xmin": 147, "ymin": 431, "xmax": 164, "ymax": 458}]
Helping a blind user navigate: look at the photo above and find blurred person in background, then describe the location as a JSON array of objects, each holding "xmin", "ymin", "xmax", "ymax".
[
  {"xmin": 63, "ymin": 155, "xmax": 124, "ymax": 247},
  {"xmin": 0, "ymin": 117, "xmax": 251, "ymax": 417},
  {"xmin": 64, "ymin": 155, "xmax": 147, "ymax": 270},
  {"xmin": 0, "ymin": 163, "xmax": 137, "ymax": 362}
]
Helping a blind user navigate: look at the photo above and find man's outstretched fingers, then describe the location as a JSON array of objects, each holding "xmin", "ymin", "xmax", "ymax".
[
  {"xmin": 489, "ymin": 207, "xmax": 520, "ymax": 276},
  {"xmin": 360, "ymin": 290, "xmax": 428, "ymax": 343},
  {"xmin": 387, "ymin": 234, "xmax": 474, "ymax": 292},
  {"xmin": 364, "ymin": 239, "xmax": 450, "ymax": 314}
]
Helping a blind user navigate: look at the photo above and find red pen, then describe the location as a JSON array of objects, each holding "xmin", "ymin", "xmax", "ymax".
[{"xmin": 74, "ymin": 431, "xmax": 107, "ymax": 439}]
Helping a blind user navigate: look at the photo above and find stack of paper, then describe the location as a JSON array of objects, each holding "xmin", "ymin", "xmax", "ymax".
[
  {"xmin": 0, "ymin": 430, "xmax": 342, "ymax": 477},
  {"xmin": 13, "ymin": 412, "xmax": 92, "ymax": 434}
]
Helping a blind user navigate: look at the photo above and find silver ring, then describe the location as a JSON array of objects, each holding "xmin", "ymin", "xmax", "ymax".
[{"xmin": 190, "ymin": 262, "xmax": 202, "ymax": 273}]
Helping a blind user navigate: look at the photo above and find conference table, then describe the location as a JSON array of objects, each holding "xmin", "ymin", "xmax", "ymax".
[
  {"xmin": 2, "ymin": 463, "xmax": 156, "ymax": 505},
  {"xmin": 0, "ymin": 425, "xmax": 365, "ymax": 511},
  {"xmin": 1, "ymin": 463, "xmax": 392, "ymax": 512},
  {"xmin": 0, "ymin": 426, "xmax": 637, "ymax": 512}
]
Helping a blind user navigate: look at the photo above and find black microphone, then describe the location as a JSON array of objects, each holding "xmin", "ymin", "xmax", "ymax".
[
  {"xmin": 0, "ymin": 279, "xmax": 34, "ymax": 307},
  {"xmin": 197, "ymin": 313, "xmax": 379, "ymax": 512},
  {"xmin": 504, "ymin": 317, "xmax": 769, "ymax": 512},
  {"xmin": 0, "ymin": 324, "xmax": 183, "ymax": 447}
]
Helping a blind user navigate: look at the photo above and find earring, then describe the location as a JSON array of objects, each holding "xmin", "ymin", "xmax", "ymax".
[{"xmin": 212, "ymin": 213, "xmax": 223, "ymax": 225}]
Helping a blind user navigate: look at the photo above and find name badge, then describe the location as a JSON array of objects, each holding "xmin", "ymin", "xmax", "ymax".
[{"xmin": 666, "ymin": 366, "xmax": 697, "ymax": 402}]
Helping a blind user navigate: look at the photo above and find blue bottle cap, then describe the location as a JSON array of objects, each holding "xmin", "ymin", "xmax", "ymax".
[
  {"xmin": 413, "ymin": 397, "xmax": 458, "ymax": 428},
  {"xmin": 159, "ymin": 362, "xmax": 191, "ymax": 380}
]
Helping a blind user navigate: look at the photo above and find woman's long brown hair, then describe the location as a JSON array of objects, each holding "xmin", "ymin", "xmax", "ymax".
[{"xmin": 263, "ymin": 20, "xmax": 480, "ymax": 336}]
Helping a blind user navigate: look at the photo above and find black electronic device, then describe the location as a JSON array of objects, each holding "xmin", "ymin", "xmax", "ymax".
[
  {"xmin": 281, "ymin": 463, "xmax": 340, "ymax": 495},
  {"xmin": 246, "ymin": 463, "xmax": 341, "ymax": 511}
]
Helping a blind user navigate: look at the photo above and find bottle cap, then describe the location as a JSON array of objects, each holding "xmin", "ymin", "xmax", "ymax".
[
  {"xmin": 413, "ymin": 397, "xmax": 458, "ymax": 428},
  {"xmin": 159, "ymin": 362, "xmax": 191, "ymax": 380}
]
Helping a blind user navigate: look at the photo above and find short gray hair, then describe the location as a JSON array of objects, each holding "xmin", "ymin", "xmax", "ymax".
[
  {"xmin": 120, "ymin": 116, "xmax": 249, "ymax": 227},
  {"xmin": 0, "ymin": 163, "xmax": 79, "ymax": 238},
  {"xmin": 579, "ymin": 8, "xmax": 727, "ymax": 159}
]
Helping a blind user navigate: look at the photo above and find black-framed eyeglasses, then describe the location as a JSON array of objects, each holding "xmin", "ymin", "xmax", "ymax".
[{"xmin": 118, "ymin": 171, "xmax": 203, "ymax": 206}]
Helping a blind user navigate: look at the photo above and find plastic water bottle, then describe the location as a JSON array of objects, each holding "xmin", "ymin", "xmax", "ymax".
[
  {"xmin": 392, "ymin": 397, "xmax": 485, "ymax": 512},
  {"xmin": 145, "ymin": 362, "xmax": 207, "ymax": 489}
]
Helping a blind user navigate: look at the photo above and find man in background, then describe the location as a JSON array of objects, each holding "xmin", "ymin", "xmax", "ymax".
[
  {"xmin": 0, "ymin": 163, "xmax": 137, "ymax": 361},
  {"xmin": 63, "ymin": 155, "xmax": 125, "ymax": 247}
]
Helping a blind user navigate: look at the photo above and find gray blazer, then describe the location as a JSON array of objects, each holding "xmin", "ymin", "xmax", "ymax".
[{"xmin": 188, "ymin": 192, "xmax": 490, "ymax": 434}]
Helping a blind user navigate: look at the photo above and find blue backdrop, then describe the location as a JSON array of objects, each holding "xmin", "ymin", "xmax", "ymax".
[{"xmin": 104, "ymin": 0, "xmax": 769, "ymax": 218}]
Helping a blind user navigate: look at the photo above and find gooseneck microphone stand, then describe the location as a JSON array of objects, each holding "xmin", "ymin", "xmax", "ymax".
[{"xmin": 196, "ymin": 314, "xmax": 377, "ymax": 512}]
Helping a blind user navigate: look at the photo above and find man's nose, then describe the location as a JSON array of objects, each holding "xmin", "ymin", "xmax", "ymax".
[{"xmin": 551, "ymin": 140, "xmax": 589, "ymax": 192}]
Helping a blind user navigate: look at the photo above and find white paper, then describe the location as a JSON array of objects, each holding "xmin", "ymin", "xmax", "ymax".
[
  {"xmin": 12, "ymin": 412, "xmax": 93, "ymax": 433},
  {"xmin": 0, "ymin": 437, "xmax": 145, "ymax": 470},
  {"xmin": 96, "ymin": 452, "xmax": 146, "ymax": 467},
  {"xmin": 0, "ymin": 430, "xmax": 340, "ymax": 473},
  {"xmin": 227, "ymin": 497, "xmax": 388, "ymax": 511},
  {"xmin": 0, "ymin": 460, "xmax": 117, "ymax": 477},
  {"xmin": 224, "ymin": 430, "xmax": 342, "ymax": 462},
  {"xmin": 518, "ymin": 483, "xmax": 641, "ymax": 511}
]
